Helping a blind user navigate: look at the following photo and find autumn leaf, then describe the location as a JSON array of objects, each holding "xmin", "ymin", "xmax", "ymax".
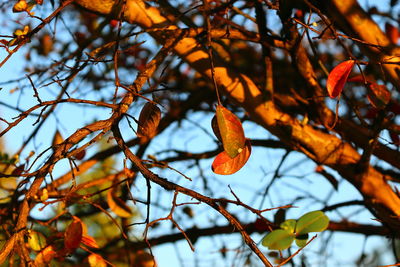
[
  {"xmin": 327, "ymin": 60, "xmax": 355, "ymax": 98},
  {"xmin": 215, "ymin": 105, "xmax": 246, "ymax": 158},
  {"xmin": 34, "ymin": 245, "xmax": 57, "ymax": 266},
  {"xmin": 212, "ymin": 139, "xmax": 251, "ymax": 175},
  {"xmin": 385, "ymin": 22, "xmax": 399, "ymax": 44},
  {"xmin": 64, "ymin": 216, "xmax": 83, "ymax": 252},
  {"xmin": 81, "ymin": 235, "xmax": 100, "ymax": 249},
  {"xmin": 367, "ymin": 83, "xmax": 391, "ymax": 109},
  {"xmin": 88, "ymin": 253, "xmax": 107, "ymax": 267},
  {"xmin": 107, "ymin": 189, "xmax": 133, "ymax": 218},
  {"xmin": 211, "ymin": 115, "xmax": 222, "ymax": 142},
  {"xmin": 137, "ymin": 102, "xmax": 161, "ymax": 140}
]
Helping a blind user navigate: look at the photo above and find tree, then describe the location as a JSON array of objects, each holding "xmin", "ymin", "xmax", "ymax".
[{"xmin": 0, "ymin": 0, "xmax": 399, "ymax": 266}]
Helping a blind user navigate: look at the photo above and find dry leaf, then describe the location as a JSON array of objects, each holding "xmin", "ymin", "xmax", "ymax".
[
  {"xmin": 215, "ymin": 105, "xmax": 246, "ymax": 158},
  {"xmin": 212, "ymin": 139, "xmax": 251, "ymax": 175},
  {"xmin": 327, "ymin": 60, "xmax": 355, "ymax": 98},
  {"xmin": 137, "ymin": 102, "xmax": 161, "ymax": 140}
]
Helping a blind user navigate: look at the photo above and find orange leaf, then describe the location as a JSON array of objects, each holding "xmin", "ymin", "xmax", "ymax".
[
  {"xmin": 385, "ymin": 22, "xmax": 399, "ymax": 44},
  {"xmin": 367, "ymin": 83, "xmax": 391, "ymax": 109},
  {"xmin": 212, "ymin": 139, "xmax": 251, "ymax": 175},
  {"xmin": 327, "ymin": 60, "xmax": 355, "ymax": 98},
  {"xmin": 107, "ymin": 189, "xmax": 132, "ymax": 218},
  {"xmin": 81, "ymin": 235, "xmax": 99, "ymax": 249},
  {"xmin": 88, "ymin": 253, "xmax": 107, "ymax": 267},
  {"xmin": 34, "ymin": 245, "xmax": 57, "ymax": 266},
  {"xmin": 137, "ymin": 102, "xmax": 161, "ymax": 140},
  {"xmin": 215, "ymin": 105, "xmax": 246, "ymax": 158},
  {"xmin": 64, "ymin": 216, "xmax": 83, "ymax": 252}
]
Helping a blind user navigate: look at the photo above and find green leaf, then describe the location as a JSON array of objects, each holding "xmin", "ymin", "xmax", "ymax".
[
  {"xmin": 280, "ymin": 219, "xmax": 296, "ymax": 233},
  {"xmin": 295, "ymin": 211, "xmax": 329, "ymax": 235},
  {"xmin": 261, "ymin": 229, "xmax": 295, "ymax": 250},
  {"xmin": 295, "ymin": 234, "xmax": 309, "ymax": 247}
]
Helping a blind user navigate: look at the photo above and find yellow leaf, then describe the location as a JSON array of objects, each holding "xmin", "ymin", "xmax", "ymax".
[{"xmin": 107, "ymin": 189, "xmax": 132, "ymax": 218}]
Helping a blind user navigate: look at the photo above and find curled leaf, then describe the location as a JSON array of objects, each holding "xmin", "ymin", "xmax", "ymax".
[
  {"xmin": 212, "ymin": 139, "xmax": 251, "ymax": 175},
  {"xmin": 137, "ymin": 102, "xmax": 161, "ymax": 140},
  {"xmin": 327, "ymin": 60, "xmax": 355, "ymax": 98},
  {"xmin": 211, "ymin": 115, "xmax": 222, "ymax": 142},
  {"xmin": 107, "ymin": 189, "xmax": 132, "ymax": 218},
  {"xmin": 215, "ymin": 105, "xmax": 245, "ymax": 158}
]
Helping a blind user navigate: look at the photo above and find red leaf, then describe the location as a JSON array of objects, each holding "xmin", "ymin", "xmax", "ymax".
[
  {"xmin": 385, "ymin": 22, "xmax": 399, "ymax": 44},
  {"xmin": 215, "ymin": 105, "xmax": 246, "ymax": 158},
  {"xmin": 64, "ymin": 216, "xmax": 83, "ymax": 252},
  {"xmin": 367, "ymin": 83, "xmax": 391, "ymax": 109},
  {"xmin": 137, "ymin": 102, "xmax": 161, "ymax": 141},
  {"xmin": 327, "ymin": 60, "xmax": 355, "ymax": 98},
  {"xmin": 212, "ymin": 139, "xmax": 251, "ymax": 175}
]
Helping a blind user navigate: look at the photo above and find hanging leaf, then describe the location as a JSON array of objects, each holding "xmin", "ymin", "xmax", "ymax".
[
  {"xmin": 326, "ymin": 60, "xmax": 355, "ymax": 98},
  {"xmin": 367, "ymin": 83, "xmax": 391, "ymax": 109},
  {"xmin": 137, "ymin": 102, "xmax": 161, "ymax": 140},
  {"xmin": 295, "ymin": 234, "xmax": 309, "ymax": 247},
  {"xmin": 212, "ymin": 139, "xmax": 251, "ymax": 175},
  {"xmin": 261, "ymin": 229, "xmax": 295, "ymax": 250},
  {"xmin": 64, "ymin": 216, "xmax": 83, "ymax": 252},
  {"xmin": 215, "ymin": 105, "xmax": 246, "ymax": 158},
  {"xmin": 88, "ymin": 253, "xmax": 107, "ymax": 267},
  {"xmin": 107, "ymin": 189, "xmax": 133, "ymax": 218},
  {"xmin": 295, "ymin": 210, "xmax": 329, "ymax": 235},
  {"xmin": 385, "ymin": 22, "xmax": 399, "ymax": 44}
]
